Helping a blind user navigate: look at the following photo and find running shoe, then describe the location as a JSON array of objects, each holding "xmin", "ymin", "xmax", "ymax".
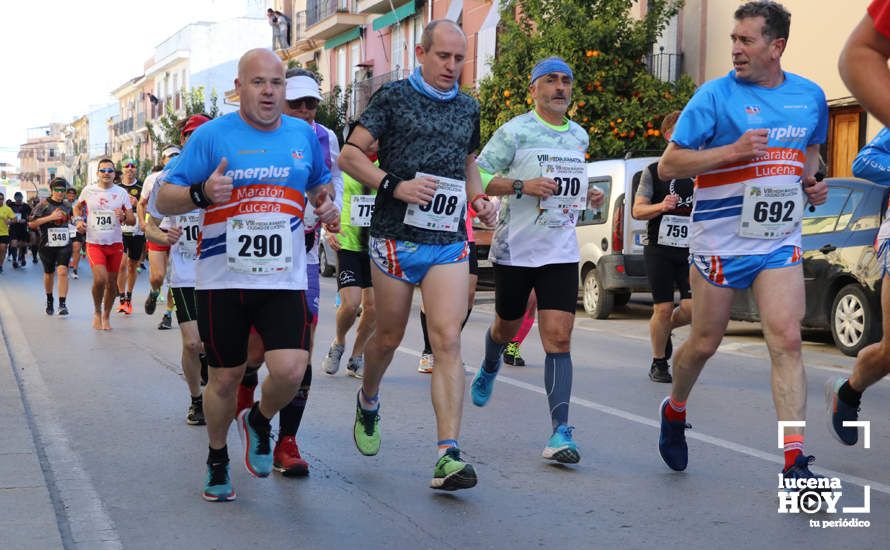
[
  {"xmin": 158, "ymin": 312, "xmax": 173, "ymax": 330},
  {"xmin": 471, "ymin": 364, "xmax": 499, "ymax": 407},
  {"xmin": 346, "ymin": 355, "xmax": 364, "ymax": 379},
  {"xmin": 503, "ymin": 342, "xmax": 525, "ymax": 367},
  {"xmin": 0, "ymin": 265, "xmax": 3, "ymax": 273},
  {"xmin": 417, "ymin": 352, "xmax": 434, "ymax": 374},
  {"xmin": 122, "ymin": 300, "xmax": 133, "ymax": 315},
  {"xmin": 236, "ymin": 407, "xmax": 272, "ymax": 477},
  {"xmin": 430, "ymin": 447, "xmax": 477, "ymax": 491},
  {"xmin": 45, "ymin": 298, "xmax": 54, "ymax": 316},
  {"xmin": 353, "ymin": 394, "xmax": 380, "ymax": 456},
  {"xmin": 117, "ymin": 297, "xmax": 127, "ymax": 313},
  {"xmin": 782, "ymin": 454, "xmax": 825, "ymax": 486},
  {"xmin": 202, "ymin": 461, "xmax": 235, "ymax": 502},
  {"xmin": 57, "ymin": 303, "xmax": 69, "ymax": 316},
  {"xmin": 649, "ymin": 359, "xmax": 672, "ymax": 383},
  {"xmin": 187, "ymin": 399, "xmax": 206, "ymax": 426},
  {"xmin": 273, "ymin": 435, "xmax": 309, "ymax": 476},
  {"xmin": 235, "ymin": 384, "xmax": 255, "ymax": 418},
  {"xmin": 70, "ymin": 269, "xmax": 78, "ymax": 279},
  {"xmin": 824, "ymin": 377, "xmax": 859, "ymax": 446},
  {"xmin": 11, "ymin": 261, "xmax": 18, "ymax": 269},
  {"xmin": 322, "ymin": 342, "xmax": 345, "ymax": 375},
  {"xmin": 144, "ymin": 289, "xmax": 160, "ymax": 315},
  {"xmin": 658, "ymin": 397, "xmax": 690, "ymax": 471},
  {"xmin": 542, "ymin": 424, "xmax": 581, "ymax": 464}
]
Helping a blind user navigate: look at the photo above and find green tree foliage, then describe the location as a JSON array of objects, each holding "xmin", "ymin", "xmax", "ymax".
[
  {"xmin": 146, "ymin": 86, "xmax": 220, "ymax": 164},
  {"xmin": 478, "ymin": 0, "xmax": 696, "ymax": 159},
  {"xmin": 316, "ymin": 85, "xmax": 352, "ymax": 146}
]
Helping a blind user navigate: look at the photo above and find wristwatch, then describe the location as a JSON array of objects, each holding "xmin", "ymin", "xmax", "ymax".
[{"xmin": 512, "ymin": 179, "xmax": 524, "ymax": 198}]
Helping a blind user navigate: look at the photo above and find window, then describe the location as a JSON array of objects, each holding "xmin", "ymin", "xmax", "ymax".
[
  {"xmin": 835, "ymin": 189, "xmax": 864, "ymax": 231},
  {"xmin": 802, "ymin": 186, "xmax": 851, "ymax": 235},
  {"xmin": 578, "ymin": 176, "xmax": 612, "ymax": 226},
  {"xmin": 49, "ymin": 148, "xmax": 55, "ymax": 158}
]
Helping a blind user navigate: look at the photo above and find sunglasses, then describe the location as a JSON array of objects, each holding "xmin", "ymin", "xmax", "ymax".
[
  {"xmin": 98, "ymin": 168, "xmax": 115, "ymax": 173},
  {"xmin": 124, "ymin": 163, "xmax": 137, "ymax": 168},
  {"xmin": 287, "ymin": 97, "xmax": 319, "ymax": 110}
]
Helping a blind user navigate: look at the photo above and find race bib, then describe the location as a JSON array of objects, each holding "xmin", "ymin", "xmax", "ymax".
[
  {"xmin": 738, "ymin": 181, "xmax": 803, "ymax": 239},
  {"xmin": 68, "ymin": 224, "xmax": 77, "ymax": 239},
  {"xmin": 404, "ymin": 173, "xmax": 465, "ymax": 232},
  {"xmin": 14, "ymin": 212, "xmax": 21, "ymax": 221},
  {"xmin": 657, "ymin": 215, "xmax": 690, "ymax": 248},
  {"xmin": 539, "ymin": 160, "xmax": 587, "ymax": 210},
  {"xmin": 89, "ymin": 210, "xmax": 115, "ymax": 235},
  {"xmin": 177, "ymin": 213, "xmax": 202, "ymax": 259},
  {"xmin": 350, "ymin": 195, "xmax": 375, "ymax": 227},
  {"xmin": 225, "ymin": 217, "xmax": 292, "ymax": 273},
  {"xmin": 46, "ymin": 227, "xmax": 70, "ymax": 248},
  {"xmin": 121, "ymin": 223, "xmax": 136, "ymax": 235}
]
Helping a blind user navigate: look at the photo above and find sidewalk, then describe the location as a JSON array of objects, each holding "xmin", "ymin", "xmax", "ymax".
[{"xmin": 0, "ymin": 296, "xmax": 64, "ymax": 549}]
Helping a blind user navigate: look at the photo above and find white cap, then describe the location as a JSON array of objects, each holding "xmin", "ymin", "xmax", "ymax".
[
  {"xmin": 285, "ymin": 75, "xmax": 322, "ymax": 101},
  {"xmin": 162, "ymin": 145, "xmax": 181, "ymax": 157}
]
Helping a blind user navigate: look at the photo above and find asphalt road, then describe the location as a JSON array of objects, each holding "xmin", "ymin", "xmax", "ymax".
[{"xmin": 1, "ymin": 261, "xmax": 887, "ymax": 549}]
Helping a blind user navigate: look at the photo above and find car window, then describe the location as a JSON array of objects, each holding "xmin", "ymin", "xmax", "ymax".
[
  {"xmin": 802, "ymin": 186, "xmax": 850, "ymax": 235},
  {"xmin": 578, "ymin": 176, "xmax": 611, "ymax": 226},
  {"xmin": 835, "ymin": 190, "xmax": 864, "ymax": 231}
]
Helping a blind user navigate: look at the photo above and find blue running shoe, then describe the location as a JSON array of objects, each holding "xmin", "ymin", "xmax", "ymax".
[
  {"xmin": 202, "ymin": 462, "xmax": 235, "ymax": 502},
  {"xmin": 781, "ymin": 454, "xmax": 825, "ymax": 511},
  {"xmin": 824, "ymin": 377, "xmax": 859, "ymax": 446},
  {"xmin": 237, "ymin": 407, "xmax": 273, "ymax": 477},
  {"xmin": 471, "ymin": 364, "xmax": 499, "ymax": 407},
  {"xmin": 543, "ymin": 425, "xmax": 580, "ymax": 464},
  {"xmin": 658, "ymin": 397, "xmax": 690, "ymax": 471}
]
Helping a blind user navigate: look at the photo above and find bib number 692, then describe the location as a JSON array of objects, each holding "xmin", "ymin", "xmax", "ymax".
[
  {"xmin": 237, "ymin": 234, "xmax": 283, "ymax": 258},
  {"xmin": 753, "ymin": 200, "xmax": 795, "ymax": 223}
]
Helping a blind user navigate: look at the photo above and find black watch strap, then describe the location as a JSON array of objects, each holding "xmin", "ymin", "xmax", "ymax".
[{"xmin": 513, "ymin": 179, "xmax": 523, "ymax": 198}]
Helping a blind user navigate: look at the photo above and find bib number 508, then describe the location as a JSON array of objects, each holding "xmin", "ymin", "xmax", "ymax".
[
  {"xmin": 419, "ymin": 194, "xmax": 459, "ymax": 215},
  {"xmin": 238, "ymin": 234, "xmax": 282, "ymax": 257},
  {"xmin": 754, "ymin": 201, "xmax": 795, "ymax": 223}
]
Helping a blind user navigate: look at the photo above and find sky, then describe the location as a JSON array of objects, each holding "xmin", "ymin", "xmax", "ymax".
[{"xmin": 0, "ymin": 0, "xmax": 269, "ymax": 167}]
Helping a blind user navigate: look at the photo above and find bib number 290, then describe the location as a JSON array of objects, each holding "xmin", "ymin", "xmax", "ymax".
[{"xmin": 237, "ymin": 233, "xmax": 283, "ymax": 258}]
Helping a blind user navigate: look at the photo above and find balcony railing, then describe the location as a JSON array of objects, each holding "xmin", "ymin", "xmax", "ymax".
[
  {"xmin": 113, "ymin": 118, "xmax": 135, "ymax": 136},
  {"xmin": 646, "ymin": 47, "xmax": 683, "ymax": 83},
  {"xmin": 293, "ymin": 11, "xmax": 306, "ymax": 42},
  {"xmin": 307, "ymin": 0, "xmax": 358, "ymax": 28},
  {"xmin": 352, "ymin": 68, "xmax": 407, "ymax": 118}
]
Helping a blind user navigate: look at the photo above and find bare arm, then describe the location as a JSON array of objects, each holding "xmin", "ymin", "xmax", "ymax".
[
  {"xmin": 840, "ymin": 14, "xmax": 890, "ymax": 126},
  {"xmin": 633, "ymin": 195, "xmax": 675, "ymax": 221},
  {"xmin": 156, "ymin": 183, "xmax": 198, "ymax": 216}
]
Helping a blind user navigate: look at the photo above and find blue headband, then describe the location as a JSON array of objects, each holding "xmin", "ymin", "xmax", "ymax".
[{"xmin": 531, "ymin": 57, "xmax": 573, "ymax": 84}]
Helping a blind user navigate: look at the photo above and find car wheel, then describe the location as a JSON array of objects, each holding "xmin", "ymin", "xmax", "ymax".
[
  {"xmin": 830, "ymin": 284, "xmax": 878, "ymax": 357},
  {"xmin": 614, "ymin": 291, "xmax": 631, "ymax": 307},
  {"xmin": 319, "ymin": 246, "xmax": 335, "ymax": 278},
  {"xmin": 582, "ymin": 266, "xmax": 614, "ymax": 320}
]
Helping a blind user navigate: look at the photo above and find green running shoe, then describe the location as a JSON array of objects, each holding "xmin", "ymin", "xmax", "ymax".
[
  {"xmin": 430, "ymin": 447, "xmax": 477, "ymax": 491},
  {"xmin": 353, "ymin": 395, "xmax": 380, "ymax": 456}
]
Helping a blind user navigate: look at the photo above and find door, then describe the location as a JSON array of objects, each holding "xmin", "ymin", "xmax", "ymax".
[{"xmin": 828, "ymin": 106, "xmax": 866, "ymax": 177}]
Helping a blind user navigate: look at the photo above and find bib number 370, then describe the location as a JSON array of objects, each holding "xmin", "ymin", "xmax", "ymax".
[
  {"xmin": 226, "ymin": 217, "xmax": 292, "ymax": 273},
  {"xmin": 738, "ymin": 182, "xmax": 802, "ymax": 240}
]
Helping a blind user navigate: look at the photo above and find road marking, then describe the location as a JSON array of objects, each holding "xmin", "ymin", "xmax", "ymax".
[
  {"xmin": 395, "ymin": 345, "xmax": 890, "ymax": 496},
  {"xmin": 0, "ymin": 288, "xmax": 122, "ymax": 549}
]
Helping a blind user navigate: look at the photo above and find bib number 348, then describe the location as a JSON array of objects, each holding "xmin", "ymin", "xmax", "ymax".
[
  {"xmin": 738, "ymin": 182, "xmax": 802, "ymax": 239},
  {"xmin": 226, "ymin": 217, "xmax": 292, "ymax": 273}
]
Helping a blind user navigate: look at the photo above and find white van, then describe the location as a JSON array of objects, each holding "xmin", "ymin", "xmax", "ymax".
[{"xmin": 576, "ymin": 156, "xmax": 660, "ymax": 318}]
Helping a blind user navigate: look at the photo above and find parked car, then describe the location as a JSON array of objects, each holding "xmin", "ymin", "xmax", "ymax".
[
  {"xmin": 730, "ymin": 177, "xmax": 887, "ymax": 356},
  {"xmin": 318, "ymin": 226, "xmax": 337, "ymax": 277},
  {"xmin": 576, "ymin": 156, "xmax": 659, "ymax": 318}
]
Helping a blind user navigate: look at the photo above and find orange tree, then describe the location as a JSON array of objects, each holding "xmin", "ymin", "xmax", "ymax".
[{"xmin": 478, "ymin": 0, "xmax": 697, "ymax": 159}]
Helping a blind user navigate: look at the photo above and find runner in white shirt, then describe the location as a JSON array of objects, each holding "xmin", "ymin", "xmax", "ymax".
[
  {"xmin": 140, "ymin": 145, "xmax": 181, "ymax": 319},
  {"xmin": 73, "ymin": 158, "xmax": 136, "ymax": 330},
  {"xmin": 470, "ymin": 56, "xmax": 603, "ymax": 464}
]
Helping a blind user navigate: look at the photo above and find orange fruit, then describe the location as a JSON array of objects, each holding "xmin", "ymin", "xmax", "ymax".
[{"xmin": 503, "ymin": 90, "xmax": 511, "ymax": 98}]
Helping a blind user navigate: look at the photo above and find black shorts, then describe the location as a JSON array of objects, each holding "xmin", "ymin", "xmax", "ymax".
[
  {"xmin": 171, "ymin": 286, "xmax": 198, "ymax": 325},
  {"xmin": 0, "ymin": 235, "xmax": 9, "ymax": 244},
  {"xmin": 337, "ymin": 249, "xmax": 373, "ymax": 289},
  {"xmin": 9, "ymin": 225, "xmax": 28, "ymax": 242},
  {"xmin": 644, "ymin": 245, "xmax": 691, "ymax": 303},
  {"xmin": 468, "ymin": 242, "xmax": 478, "ymax": 276},
  {"xmin": 121, "ymin": 234, "xmax": 145, "ymax": 261},
  {"xmin": 39, "ymin": 246, "xmax": 73, "ymax": 274},
  {"xmin": 71, "ymin": 231, "xmax": 85, "ymax": 244},
  {"xmin": 493, "ymin": 262, "xmax": 578, "ymax": 320},
  {"xmin": 196, "ymin": 289, "xmax": 311, "ymax": 368}
]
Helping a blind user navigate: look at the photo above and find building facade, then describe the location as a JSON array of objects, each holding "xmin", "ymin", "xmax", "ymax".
[{"xmin": 17, "ymin": 124, "xmax": 68, "ymax": 199}]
